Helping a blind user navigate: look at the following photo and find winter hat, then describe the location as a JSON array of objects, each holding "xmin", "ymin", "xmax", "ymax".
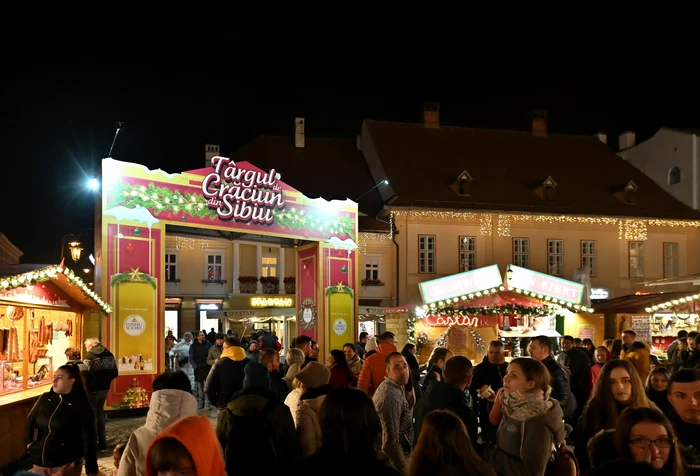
[
  {"xmin": 365, "ymin": 336, "xmax": 378, "ymax": 352},
  {"xmin": 215, "ymin": 332, "xmax": 225, "ymax": 340},
  {"xmin": 242, "ymin": 362, "xmax": 271, "ymax": 390},
  {"xmin": 295, "ymin": 361, "xmax": 331, "ymax": 389}
]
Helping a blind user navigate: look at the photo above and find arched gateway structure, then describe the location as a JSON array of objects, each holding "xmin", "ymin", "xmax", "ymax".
[{"xmin": 95, "ymin": 157, "xmax": 358, "ymax": 405}]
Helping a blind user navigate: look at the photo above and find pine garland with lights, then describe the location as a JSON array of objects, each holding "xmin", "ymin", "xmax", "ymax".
[
  {"xmin": 109, "ymin": 181, "xmax": 356, "ymax": 236},
  {"xmin": 423, "ymin": 304, "xmax": 551, "ymax": 319},
  {"xmin": 406, "ymin": 312, "xmax": 417, "ymax": 344},
  {"xmin": 110, "ymin": 271, "xmax": 157, "ymax": 290}
]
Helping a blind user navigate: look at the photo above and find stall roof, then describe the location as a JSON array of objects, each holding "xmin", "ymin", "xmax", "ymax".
[
  {"xmin": 592, "ymin": 292, "xmax": 695, "ymax": 314},
  {"xmin": 642, "ymin": 273, "xmax": 700, "ymax": 287},
  {"xmin": 0, "ymin": 264, "xmax": 111, "ymax": 313}
]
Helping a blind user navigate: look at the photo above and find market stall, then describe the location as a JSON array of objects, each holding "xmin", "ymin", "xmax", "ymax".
[
  {"xmin": 385, "ymin": 264, "xmax": 594, "ymax": 364},
  {"xmin": 592, "ymin": 291, "xmax": 700, "ymax": 361},
  {"xmin": 0, "ymin": 264, "xmax": 110, "ymax": 467}
]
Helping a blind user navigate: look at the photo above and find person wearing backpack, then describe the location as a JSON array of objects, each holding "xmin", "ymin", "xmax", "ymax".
[{"xmin": 216, "ymin": 362, "xmax": 300, "ymax": 471}]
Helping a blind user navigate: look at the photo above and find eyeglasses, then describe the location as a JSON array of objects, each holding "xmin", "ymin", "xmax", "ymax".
[{"xmin": 629, "ymin": 437, "xmax": 674, "ymax": 449}]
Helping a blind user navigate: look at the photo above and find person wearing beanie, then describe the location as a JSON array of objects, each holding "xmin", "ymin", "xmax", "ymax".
[
  {"xmin": 206, "ymin": 333, "xmax": 225, "ymax": 366},
  {"xmin": 295, "ymin": 361, "xmax": 334, "ymax": 456},
  {"xmin": 146, "ymin": 416, "xmax": 224, "ymax": 476},
  {"xmin": 216, "ymin": 362, "xmax": 300, "ymax": 468},
  {"xmin": 365, "ymin": 336, "xmax": 378, "ymax": 358}
]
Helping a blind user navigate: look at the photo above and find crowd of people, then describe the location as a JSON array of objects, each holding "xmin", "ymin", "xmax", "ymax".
[{"xmin": 16, "ymin": 328, "xmax": 700, "ymax": 476}]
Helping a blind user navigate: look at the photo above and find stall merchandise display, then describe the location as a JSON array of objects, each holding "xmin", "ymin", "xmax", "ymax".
[
  {"xmin": 0, "ymin": 304, "xmax": 77, "ymax": 396},
  {"xmin": 121, "ymin": 377, "xmax": 150, "ymax": 408}
]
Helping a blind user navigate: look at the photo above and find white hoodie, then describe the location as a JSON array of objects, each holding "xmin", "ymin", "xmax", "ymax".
[{"xmin": 118, "ymin": 389, "xmax": 198, "ymax": 476}]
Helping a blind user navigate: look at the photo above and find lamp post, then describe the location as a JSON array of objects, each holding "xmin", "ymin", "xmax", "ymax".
[{"xmin": 60, "ymin": 229, "xmax": 94, "ymax": 264}]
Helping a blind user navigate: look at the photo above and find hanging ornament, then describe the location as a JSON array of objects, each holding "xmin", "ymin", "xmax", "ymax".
[
  {"xmin": 181, "ymin": 215, "xmax": 187, "ymax": 221},
  {"xmin": 133, "ymin": 228, "xmax": 141, "ymax": 236},
  {"xmin": 341, "ymin": 265, "xmax": 347, "ymax": 274},
  {"xmin": 125, "ymin": 242, "xmax": 135, "ymax": 255},
  {"xmin": 167, "ymin": 212, "xmax": 173, "ymax": 220}
]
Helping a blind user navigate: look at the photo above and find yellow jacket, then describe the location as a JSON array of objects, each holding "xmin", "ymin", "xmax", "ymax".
[{"xmin": 621, "ymin": 342, "xmax": 651, "ymax": 383}]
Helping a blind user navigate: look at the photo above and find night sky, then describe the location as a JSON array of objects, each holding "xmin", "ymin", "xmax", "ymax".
[{"xmin": 2, "ymin": 11, "xmax": 698, "ymax": 263}]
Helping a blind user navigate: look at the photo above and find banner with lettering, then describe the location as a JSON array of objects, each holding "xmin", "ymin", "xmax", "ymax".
[
  {"xmin": 102, "ymin": 157, "xmax": 358, "ymax": 244},
  {"xmin": 115, "ymin": 281, "xmax": 156, "ymax": 374}
]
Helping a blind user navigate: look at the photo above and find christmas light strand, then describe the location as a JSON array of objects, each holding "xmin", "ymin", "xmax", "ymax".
[
  {"xmin": 391, "ymin": 210, "xmax": 700, "ymax": 241},
  {"xmin": 0, "ymin": 266, "xmax": 112, "ymax": 314},
  {"xmin": 646, "ymin": 293, "xmax": 700, "ymax": 313}
]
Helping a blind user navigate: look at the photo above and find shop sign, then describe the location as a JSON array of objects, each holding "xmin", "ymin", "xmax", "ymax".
[
  {"xmin": 590, "ymin": 288, "xmax": 609, "ymax": 300},
  {"xmin": 419, "ymin": 265, "xmax": 503, "ymax": 304},
  {"xmin": 250, "ymin": 297, "xmax": 295, "ymax": 308},
  {"xmin": 211, "ymin": 310, "xmax": 256, "ymax": 319},
  {"xmin": 422, "ymin": 314, "xmax": 498, "ymax": 327},
  {"xmin": 123, "ymin": 314, "xmax": 146, "ymax": 337},
  {"xmin": 507, "ymin": 264, "xmax": 583, "ymax": 305},
  {"xmin": 201, "ymin": 157, "xmax": 286, "ymax": 223}
]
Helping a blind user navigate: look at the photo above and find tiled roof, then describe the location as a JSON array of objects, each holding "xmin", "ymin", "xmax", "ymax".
[
  {"xmin": 362, "ymin": 120, "xmax": 700, "ymax": 220},
  {"xmin": 231, "ymin": 136, "xmax": 386, "ymax": 221}
]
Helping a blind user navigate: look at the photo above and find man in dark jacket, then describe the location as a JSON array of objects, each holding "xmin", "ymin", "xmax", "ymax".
[
  {"xmin": 207, "ymin": 337, "xmax": 249, "ymax": 411},
  {"xmin": 83, "ymin": 337, "xmax": 118, "ymax": 450},
  {"xmin": 260, "ymin": 348, "xmax": 290, "ymax": 401},
  {"xmin": 421, "ymin": 347, "xmax": 453, "ymax": 392},
  {"xmin": 189, "ymin": 331, "xmax": 212, "ymax": 409},
  {"xmin": 469, "ymin": 340, "xmax": 507, "ymax": 443},
  {"xmin": 414, "ymin": 355, "xmax": 478, "ymax": 447},
  {"xmin": 557, "ymin": 335, "xmax": 592, "ymax": 423},
  {"xmin": 528, "ymin": 335, "xmax": 574, "ymax": 418},
  {"xmin": 667, "ymin": 369, "xmax": 700, "ymax": 470}
]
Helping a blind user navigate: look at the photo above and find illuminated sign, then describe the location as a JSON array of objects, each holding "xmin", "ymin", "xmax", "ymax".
[
  {"xmin": 419, "ymin": 265, "xmax": 503, "ymax": 304},
  {"xmin": 202, "ymin": 157, "xmax": 286, "ymax": 223},
  {"xmin": 590, "ymin": 288, "xmax": 609, "ymax": 300},
  {"xmin": 199, "ymin": 303, "xmax": 220, "ymax": 310},
  {"xmin": 507, "ymin": 264, "xmax": 584, "ymax": 305},
  {"xmin": 250, "ymin": 297, "xmax": 294, "ymax": 308},
  {"xmin": 422, "ymin": 314, "xmax": 498, "ymax": 327}
]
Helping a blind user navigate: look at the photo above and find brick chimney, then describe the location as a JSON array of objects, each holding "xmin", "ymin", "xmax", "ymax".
[
  {"xmin": 619, "ymin": 131, "xmax": 635, "ymax": 150},
  {"xmin": 205, "ymin": 144, "xmax": 220, "ymax": 168},
  {"xmin": 295, "ymin": 118, "xmax": 305, "ymax": 148},
  {"xmin": 531, "ymin": 110, "xmax": 547, "ymax": 137},
  {"xmin": 422, "ymin": 102, "xmax": 440, "ymax": 129}
]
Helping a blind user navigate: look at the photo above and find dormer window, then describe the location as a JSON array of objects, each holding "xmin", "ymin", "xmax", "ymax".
[
  {"xmin": 533, "ymin": 176, "xmax": 557, "ymax": 201},
  {"xmin": 450, "ymin": 170, "xmax": 473, "ymax": 196},
  {"xmin": 615, "ymin": 180, "xmax": 638, "ymax": 204}
]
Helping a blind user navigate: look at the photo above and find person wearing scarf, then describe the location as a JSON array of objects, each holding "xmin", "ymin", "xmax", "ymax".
[{"xmin": 486, "ymin": 357, "xmax": 566, "ymax": 476}]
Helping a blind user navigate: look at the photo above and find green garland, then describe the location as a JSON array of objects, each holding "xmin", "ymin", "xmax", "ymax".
[
  {"xmin": 422, "ymin": 304, "xmax": 551, "ymax": 318},
  {"xmin": 325, "ymin": 284, "xmax": 354, "ymax": 297},
  {"xmin": 110, "ymin": 271, "xmax": 157, "ymax": 290},
  {"xmin": 406, "ymin": 312, "xmax": 417, "ymax": 344},
  {"xmin": 108, "ymin": 181, "xmax": 356, "ymax": 236}
]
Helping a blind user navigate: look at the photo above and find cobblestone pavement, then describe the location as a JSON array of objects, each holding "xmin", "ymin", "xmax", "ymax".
[{"xmin": 97, "ymin": 408, "xmax": 218, "ymax": 475}]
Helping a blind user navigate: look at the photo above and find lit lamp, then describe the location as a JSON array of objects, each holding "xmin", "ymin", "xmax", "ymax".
[
  {"xmin": 68, "ymin": 241, "xmax": 83, "ymax": 263},
  {"xmin": 506, "ymin": 265, "xmax": 513, "ymax": 282}
]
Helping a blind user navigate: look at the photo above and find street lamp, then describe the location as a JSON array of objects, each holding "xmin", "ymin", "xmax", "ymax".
[
  {"xmin": 68, "ymin": 241, "xmax": 83, "ymax": 263},
  {"xmin": 88, "ymin": 178, "xmax": 99, "ymax": 190},
  {"xmin": 506, "ymin": 265, "xmax": 513, "ymax": 281}
]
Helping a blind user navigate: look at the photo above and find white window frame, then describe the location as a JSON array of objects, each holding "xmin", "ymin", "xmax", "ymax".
[
  {"xmin": 418, "ymin": 235, "xmax": 436, "ymax": 274},
  {"xmin": 205, "ymin": 251, "xmax": 226, "ymax": 282},
  {"xmin": 261, "ymin": 256, "xmax": 278, "ymax": 278},
  {"xmin": 629, "ymin": 242, "xmax": 645, "ymax": 277},
  {"xmin": 363, "ymin": 256, "xmax": 381, "ymax": 281},
  {"xmin": 459, "ymin": 236, "xmax": 476, "ymax": 272},
  {"xmin": 547, "ymin": 239, "xmax": 564, "ymax": 277},
  {"xmin": 581, "ymin": 241, "xmax": 597, "ymax": 277},
  {"xmin": 513, "ymin": 238, "xmax": 530, "ymax": 269},
  {"xmin": 664, "ymin": 242, "xmax": 679, "ymax": 278},
  {"xmin": 165, "ymin": 251, "xmax": 178, "ymax": 282}
]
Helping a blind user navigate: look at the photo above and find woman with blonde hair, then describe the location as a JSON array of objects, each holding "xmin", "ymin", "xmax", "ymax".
[
  {"xmin": 409, "ymin": 409, "xmax": 495, "ymax": 476},
  {"xmin": 284, "ymin": 347, "xmax": 305, "ymax": 388},
  {"xmin": 587, "ymin": 406, "xmax": 685, "ymax": 476},
  {"xmin": 574, "ymin": 359, "xmax": 656, "ymax": 472}
]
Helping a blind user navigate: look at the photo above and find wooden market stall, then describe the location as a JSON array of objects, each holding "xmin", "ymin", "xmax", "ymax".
[
  {"xmin": 0, "ymin": 264, "xmax": 110, "ymax": 467},
  {"xmin": 385, "ymin": 264, "xmax": 595, "ymax": 364},
  {"xmin": 591, "ymin": 291, "xmax": 700, "ymax": 361}
]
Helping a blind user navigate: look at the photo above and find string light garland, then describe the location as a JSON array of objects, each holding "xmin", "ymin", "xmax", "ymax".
[
  {"xmin": 470, "ymin": 327, "xmax": 487, "ymax": 359},
  {"xmin": 406, "ymin": 311, "xmax": 417, "ymax": 344},
  {"xmin": 509, "ymin": 288, "xmax": 595, "ymax": 313},
  {"xmin": 391, "ymin": 210, "xmax": 700, "ymax": 241},
  {"xmin": 0, "ymin": 266, "xmax": 112, "ymax": 314},
  {"xmin": 358, "ymin": 232, "xmax": 392, "ymax": 254},
  {"xmin": 646, "ymin": 294, "xmax": 700, "ymax": 313},
  {"xmin": 110, "ymin": 182, "xmax": 356, "ymax": 237}
]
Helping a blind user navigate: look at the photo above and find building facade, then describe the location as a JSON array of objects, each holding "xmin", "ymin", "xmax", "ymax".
[
  {"xmin": 619, "ymin": 127, "xmax": 700, "ymax": 210},
  {"xmin": 358, "ymin": 108, "xmax": 700, "ymax": 319}
]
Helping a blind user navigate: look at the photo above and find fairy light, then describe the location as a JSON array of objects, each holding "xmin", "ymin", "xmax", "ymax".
[
  {"xmin": 390, "ymin": 210, "xmax": 700, "ymax": 241},
  {"xmin": 358, "ymin": 232, "xmax": 392, "ymax": 254},
  {"xmin": 0, "ymin": 265, "xmax": 112, "ymax": 314}
]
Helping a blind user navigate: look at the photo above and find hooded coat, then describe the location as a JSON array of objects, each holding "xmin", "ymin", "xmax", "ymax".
[
  {"xmin": 119, "ymin": 389, "xmax": 198, "ymax": 476},
  {"xmin": 145, "ymin": 416, "xmax": 225, "ymax": 476}
]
